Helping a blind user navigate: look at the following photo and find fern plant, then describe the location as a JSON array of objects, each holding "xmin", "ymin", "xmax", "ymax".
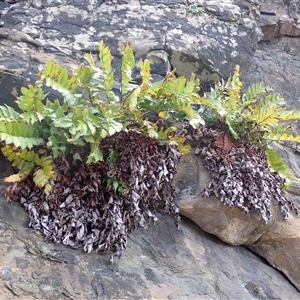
[
  {"xmin": 200, "ymin": 65, "xmax": 300, "ymax": 142},
  {"xmin": 0, "ymin": 41, "xmax": 203, "ymax": 193},
  {"xmin": 198, "ymin": 65, "xmax": 300, "ymax": 183}
]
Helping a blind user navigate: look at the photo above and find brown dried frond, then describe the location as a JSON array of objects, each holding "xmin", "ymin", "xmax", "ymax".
[
  {"xmin": 213, "ymin": 132, "xmax": 232, "ymax": 151},
  {"xmin": 184, "ymin": 122, "xmax": 299, "ymax": 222},
  {"xmin": 4, "ymin": 131, "xmax": 181, "ymax": 262}
]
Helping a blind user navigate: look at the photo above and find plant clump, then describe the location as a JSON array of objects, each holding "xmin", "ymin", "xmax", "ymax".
[
  {"xmin": 1, "ymin": 40, "xmax": 200, "ymax": 261},
  {"xmin": 181, "ymin": 122, "xmax": 299, "ymax": 222},
  {"xmin": 1, "ymin": 40, "xmax": 300, "ymax": 261},
  {"xmin": 5, "ymin": 131, "xmax": 181, "ymax": 262}
]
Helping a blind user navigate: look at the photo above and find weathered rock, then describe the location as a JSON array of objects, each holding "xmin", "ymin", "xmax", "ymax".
[
  {"xmin": 243, "ymin": 36, "xmax": 300, "ymax": 112},
  {"xmin": 0, "ymin": 0, "xmax": 300, "ymax": 297},
  {"xmin": 0, "ymin": 0, "xmax": 259, "ymax": 108},
  {"xmin": 174, "ymin": 152, "xmax": 273, "ymax": 246},
  {"xmin": 0, "ymin": 162, "xmax": 299, "ymax": 299},
  {"xmin": 249, "ymin": 143, "xmax": 300, "ymax": 292},
  {"xmin": 234, "ymin": 0, "xmax": 300, "ymax": 41},
  {"xmin": 174, "ymin": 145, "xmax": 300, "ymax": 292}
]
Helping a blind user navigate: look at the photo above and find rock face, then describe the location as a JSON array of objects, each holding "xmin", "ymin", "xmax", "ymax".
[
  {"xmin": 174, "ymin": 146, "xmax": 300, "ymax": 291},
  {"xmin": 0, "ymin": 0, "xmax": 259, "ymax": 107},
  {"xmin": 1, "ymin": 0, "xmax": 300, "ymax": 297},
  {"xmin": 239, "ymin": 1, "xmax": 300, "ymax": 121},
  {"xmin": 1, "ymin": 162, "xmax": 300, "ymax": 299}
]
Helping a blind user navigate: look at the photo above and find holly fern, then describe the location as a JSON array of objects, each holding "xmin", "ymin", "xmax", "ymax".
[{"xmin": 0, "ymin": 40, "xmax": 204, "ymax": 193}]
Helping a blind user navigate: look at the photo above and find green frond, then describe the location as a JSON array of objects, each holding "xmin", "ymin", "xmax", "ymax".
[
  {"xmin": 257, "ymin": 93, "xmax": 285, "ymax": 109},
  {"xmin": 265, "ymin": 145, "xmax": 296, "ymax": 181},
  {"xmin": 201, "ymin": 90, "xmax": 226, "ymax": 117},
  {"xmin": 0, "ymin": 121, "xmax": 43, "ymax": 149},
  {"xmin": 139, "ymin": 59, "xmax": 151, "ymax": 98},
  {"xmin": 243, "ymin": 81, "xmax": 270, "ymax": 103},
  {"xmin": 2, "ymin": 146, "xmax": 38, "ymax": 180},
  {"xmin": 121, "ymin": 42, "xmax": 135, "ymax": 96},
  {"xmin": 42, "ymin": 61, "xmax": 77, "ymax": 93},
  {"xmin": 277, "ymin": 109, "xmax": 300, "ymax": 121},
  {"xmin": 251, "ymin": 105, "xmax": 280, "ymax": 131},
  {"xmin": 33, "ymin": 155, "xmax": 57, "ymax": 194},
  {"xmin": 264, "ymin": 131, "xmax": 300, "ymax": 143},
  {"xmin": 33, "ymin": 168, "xmax": 51, "ymax": 189},
  {"xmin": 0, "ymin": 105, "xmax": 20, "ymax": 121},
  {"xmin": 44, "ymin": 76, "xmax": 79, "ymax": 106},
  {"xmin": 123, "ymin": 86, "xmax": 140, "ymax": 111},
  {"xmin": 183, "ymin": 74, "xmax": 200, "ymax": 95},
  {"xmin": 98, "ymin": 40, "xmax": 115, "ymax": 100},
  {"xmin": 227, "ymin": 65, "xmax": 242, "ymax": 91},
  {"xmin": 74, "ymin": 65, "xmax": 94, "ymax": 88},
  {"xmin": 17, "ymin": 85, "xmax": 48, "ymax": 113},
  {"xmin": 87, "ymin": 144, "xmax": 103, "ymax": 164}
]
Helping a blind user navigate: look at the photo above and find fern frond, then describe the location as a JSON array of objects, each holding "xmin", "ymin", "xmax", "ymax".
[
  {"xmin": 265, "ymin": 145, "xmax": 296, "ymax": 181},
  {"xmin": 183, "ymin": 74, "xmax": 200, "ymax": 95},
  {"xmin": 151, "ymin": 75, "xmax": 204, "ymax": 125},
  {"xmin": 0, "ymin": 105, "xmax": 20, "ymax": 121},
  {"xmin": 121, "ymin": 42, "xmax": 135, "ymax": 97},
  {"xmin": 2, "ymin": 146, "xmax": 37, "ymax": 181},
  {"xmin": 224, "ymin": 117, "xmax": 238, "ymax": 139},
  {"xmin": 201, "ymin": 90, "xmax": 226, "ymax": 117},
  {"xmin": 33, "ymin": 155, "xmax": 56, "ymax": 194},
  {"xmin": 0, "ymin": 121, "xmax": 43, "ymax": 149},
  {"xmin": 252, "ymin": 105, "xmax": 280, "ymax": 131},
  {"xmin": 98, "ymin": 40, "xmax": 115, "ymax": 101},
  {"xmin": 40, "ymin": 61, "xmax": 79, "ymax": 106},
  {"xmin": 258, "ymin": 93, "xmax": 285, "ymax": 108},
  {"xmin": 264, "ymin": 132, "xmax": 300, "ymax": 143},
  {"xmin": 44, "ymin": 77, "xmax": 78, "ymax": 107},
  {"xmin": 74, "ymin": 65, "xmax": 93, "ymax": 88},
  {"xmin": 87, "ymin": 144, "xmax": 103, "ymax": 164},
  {"xmin": 123, "ymin": 86, "xmax": 140, "ymax": 111},
  {"xmin": 139, "ymin": 59, "xmax": 151, "ymax": 98},
  {"xmin": 277, "ymin": 109, "xmax": 300, "ymax": 121},
  {"xmin": 243, "ymin": 82, "xmax": 270, "ymax": 103},
  {"xmin": 224, "ymin": 65, "xmax": 243, "ymax": 112},
  {"xmin": 246, "ymin": 93, "xmax": 285, "ymax": 131},
  {"xmin": 3, "ymin": 174, "xmax": 25, "ymax": 183},
  {"xmin": 226, "ymin": 65, "xmax": 242, "ymax": 91},
  {"xmin": 17, "ymin": 85, "xmax": 48, "ymax": 113},
  {"xmin": 42, "ymin": 61, "xmax": 77, "ymax": 92}
]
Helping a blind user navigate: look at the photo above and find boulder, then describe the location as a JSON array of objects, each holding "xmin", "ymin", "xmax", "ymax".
[
  {"xmin": 173, "ymin": 152, "xmax": 272, "ymax": 246},
  {"xmin": 174, "ymin": 144, "xmax": 300, "ymax": 291}
]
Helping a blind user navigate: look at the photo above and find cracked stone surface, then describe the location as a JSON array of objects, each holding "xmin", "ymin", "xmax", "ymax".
[
  {"xmin": 0, "ymin": 160, "xmax": 300, "ymax": 299},
  {"xmin": 1, "ymin": 0, "xmax": 300, "ymax": 298},
  {"xmin": 174, "ymin": 145, "xmax": 300, "ymax": 292},
  {"xmin": 0, "ymin": 0, "xmax": 260, "ymax": 108}
]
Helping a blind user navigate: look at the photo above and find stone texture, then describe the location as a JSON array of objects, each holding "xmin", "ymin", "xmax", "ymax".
[
  {"xmin": 0, "ymin": 0, "xmax": 259, "ymax": 108},
  {"xmin": 234, "ymin": 0, "xmax": 300, "ymax": 41},
  {"xmin": 242, "ymin": 36, "xmax": 300, "ymax": 114},
  {"xmin": 0, "ymin": 161, "xmax": 299, "ymax": 299},
  {"xmin": 173, "ymin": 152, "xmax": 273, "ymax": 246},
  {"xmin": 0, "ymin": 0, "xmax": 300, "ymax": 297},
  {"xmin": 174, "ymin": 144, "xmax": 300, "ymax": 292}
]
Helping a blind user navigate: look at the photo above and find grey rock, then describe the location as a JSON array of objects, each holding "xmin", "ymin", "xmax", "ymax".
[
  {"xmin": 0, "ymin": 0, "xmax": 300, "ymax": 298},
  {"xmin": 174, "ymin": 147, "xmax": 300, "ymax": 292},
  {"xmin": 243, "ymin": 36, "xmax": 300, "ymax": 112},
  {"xmin": 0, "ymin": 187, "xmax": 299, "ymax": 299},
  {"xmin": 0, "ymin": 0, "xmax": 260, "ymax": 108}
]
